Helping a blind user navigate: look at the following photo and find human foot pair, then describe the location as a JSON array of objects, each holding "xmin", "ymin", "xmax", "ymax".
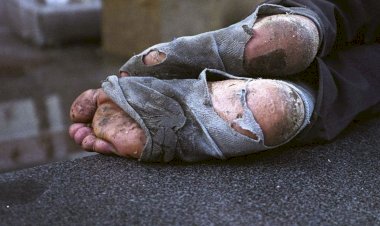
[
  {"xmin": 69, "ymin": 12, "xmax": 319, "ymax": 161},
  {"xmin": 69, "ymin": 75, "xmax": 310, "ymax": 161}
]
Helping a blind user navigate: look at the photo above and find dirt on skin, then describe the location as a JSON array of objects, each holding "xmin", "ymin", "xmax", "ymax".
[
  {"xmin": 70, "ymin": 76, "xmax": 306, "ymax": 157},
  {"xmin": 70, "ymin": 89, "xmax": 98, "ymax": 122},
  {"xmin": 209, "ymin": 79, "xmax": 305, "ymax": 146},
  {"xmin": 243, "ymin": 14, "xmax": 319, "ymax": 76}
]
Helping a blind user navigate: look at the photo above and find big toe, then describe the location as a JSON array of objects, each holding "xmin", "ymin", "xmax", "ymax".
[{"xmin": 70, "ymin": 89, "xmax": 99, "ymax": 123}]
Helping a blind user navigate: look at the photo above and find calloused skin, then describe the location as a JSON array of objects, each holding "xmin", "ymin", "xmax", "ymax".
[
  {"xmin": 69, "ymin": 14, "xmax": 318, "ymax": 159},
  {"xmin": 69, "ymin": 89, "xmax": 145, "ymax": 158}
]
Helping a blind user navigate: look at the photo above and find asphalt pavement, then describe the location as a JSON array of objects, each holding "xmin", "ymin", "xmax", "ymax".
[
  {"xmin": 0, "ymin": 4, "xmax": 379, "ymax": 224},
  {"xmin": 1, "ymin": 116, "xmax": 379, "ymax": 225}
]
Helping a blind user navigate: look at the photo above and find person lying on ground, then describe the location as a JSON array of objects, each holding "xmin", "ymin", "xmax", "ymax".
[{"xmin": 69, "ymin": 0, "xmax": 380, "ymax": 162}]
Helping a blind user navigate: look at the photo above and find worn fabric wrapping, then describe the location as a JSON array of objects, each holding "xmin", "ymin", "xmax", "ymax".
[
  {"xmin": 119, "ymin": 3, "xmax": 323, "ymax": 79},
  {"xmin": 102, "ymin": 69, "xmax": 314, "ymax": 162},
  {"xmin": 105, "ymin": 0, "xmax": 380, "ymax": 158},
  {"xmin": 264, "ymin": 0, "xmax": 380, "ymax": 143}
]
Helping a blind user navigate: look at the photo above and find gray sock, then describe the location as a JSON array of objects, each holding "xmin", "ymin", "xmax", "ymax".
[
  {"xmin": 102, "ymin": 69, "xmax": 315, "ymax": 162},
  {"xmin": 119, "ymin": 3, "xmax": 322, "ymax": 79}
]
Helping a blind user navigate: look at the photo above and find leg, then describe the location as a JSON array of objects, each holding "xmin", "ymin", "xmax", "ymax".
[
  {"xmin": 70, "ymin": 72, "xmax": 313, "ymax": 162},
  {"xmin": 248, "ymin": 0, "xmax": 380, "ymax": 142},
  {"xmin": 297, "ymin": 43, "xmax": 380, "ymax": 143},
  {"xmin": 265, "ymin": 0, "xmax": 380, "ymax": 55}
]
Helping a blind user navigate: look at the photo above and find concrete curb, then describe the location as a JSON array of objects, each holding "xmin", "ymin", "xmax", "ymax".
[{"xmin": 4, "ymin": 0, "xmax": 101, "ymax": 46}]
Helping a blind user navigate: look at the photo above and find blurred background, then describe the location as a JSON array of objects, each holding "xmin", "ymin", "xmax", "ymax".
[{"xmin": 0, "ymin": 0, "xmax": 262, "ymax": 173}]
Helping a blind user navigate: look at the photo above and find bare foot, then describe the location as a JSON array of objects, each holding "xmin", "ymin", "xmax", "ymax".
[
  {"xmin": 69, "ymin": 89, "xmax": 146, "ymax": 158},
  {"xmin": 69, "ymin": 79, "xmax": 304, "ymax": 158}
]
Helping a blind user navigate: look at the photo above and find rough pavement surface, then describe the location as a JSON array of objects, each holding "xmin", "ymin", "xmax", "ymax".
[{"xmin": 0, "ymin": 116, "xmax": 379, "ymax": 225}]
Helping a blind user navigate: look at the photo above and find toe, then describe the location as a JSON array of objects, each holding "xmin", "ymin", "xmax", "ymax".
[
  {"xmin": 93, "ymin": 139, "xmax": 117, "ymax": 155},
  {"xmin": 73, "ymin": 126, "xmax": 93, "ymax": 145},
  {"xmin": 81, "ymin": 134, "xmax": 115, "ymax": 155},
  {"xmin": 81, "ymin": 134, "xmax": 96, "ymax": 151},
  {"xmin": 70, "ymin": 89, "xmax": 99, "ymax": 123},
  {"xmin": 69, "ymin": 123, "xmax": 86, "ymax": 138}
]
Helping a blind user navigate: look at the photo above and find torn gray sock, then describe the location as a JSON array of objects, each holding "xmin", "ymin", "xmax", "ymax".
[
  {"xmin": 119, "ymin": 3, "xmax": 323, "ymax": 79},
  {"xmin": 102, "ymin": 69, "xmax": 315, "ymax": 162}
]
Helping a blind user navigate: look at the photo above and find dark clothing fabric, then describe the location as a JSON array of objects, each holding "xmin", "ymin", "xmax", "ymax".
[
  {"xmin": 266, "ymin": 0, "xmax": 380, "ymax": 142},
  {"xmin": 267, "ymin": 0, "xmax": 380, "ymax": 56}
]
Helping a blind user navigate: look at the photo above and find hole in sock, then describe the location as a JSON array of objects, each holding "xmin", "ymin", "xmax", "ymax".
[
  {"xmin": 231, "ymin": 122, "xmax": 259, "ymax": 140},
  {"xmin": 143, "ymin": 50, "xmax": 167, "ymax": 66},
  {"xmin": 208, "ymin": 80, "xmax": 261, "ymax": 141}
]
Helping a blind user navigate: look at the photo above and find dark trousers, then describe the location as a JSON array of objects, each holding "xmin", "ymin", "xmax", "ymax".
[{"xmin": 267, "ymin": 0, "xmax": 380, "ymax": 142}]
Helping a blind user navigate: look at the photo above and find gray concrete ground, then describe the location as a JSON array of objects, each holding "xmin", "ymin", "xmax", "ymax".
[{"xmin": 0, "ymin": 116, "xmax": 379, "ymax": 225}]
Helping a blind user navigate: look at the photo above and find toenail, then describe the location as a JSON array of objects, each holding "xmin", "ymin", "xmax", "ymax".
[
  {"xmin": 81, "ymin": 135, "xmax": 96, "ymax": 151},
  {"xmin": 143, "ymin": 50, "xmax": 167, "ymax": 66}
]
